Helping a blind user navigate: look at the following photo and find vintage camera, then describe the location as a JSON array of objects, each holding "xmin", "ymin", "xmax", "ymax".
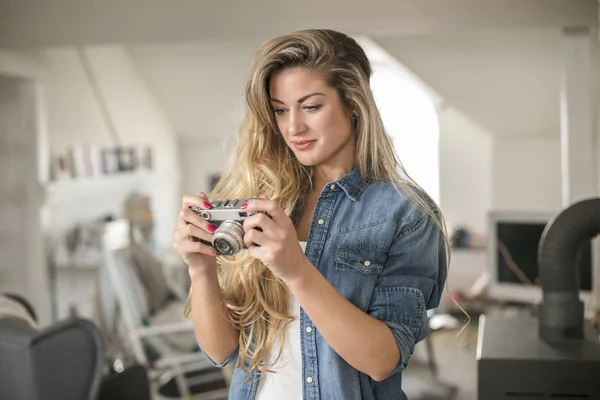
[{"xmin": 190, "ymin": 197, "xmax": 260, "ymax": 256}]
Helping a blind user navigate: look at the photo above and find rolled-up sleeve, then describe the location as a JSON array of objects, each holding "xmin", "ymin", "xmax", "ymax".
[
  {"xmin": 202, "ymin": 347, "xmax": 239, "ymax": 368},
  {"xmin": 194, "ymin": 333, "xmax": 239, "ymax": 368},
  {"xmin": 367, "ymin": 210, "xmax": 446, "ymax": 376}
]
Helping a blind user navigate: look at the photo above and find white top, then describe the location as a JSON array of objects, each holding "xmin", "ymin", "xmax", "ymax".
[{"xmin": 255, "ymin": 241, "xmax": 306, "ymax": 400}]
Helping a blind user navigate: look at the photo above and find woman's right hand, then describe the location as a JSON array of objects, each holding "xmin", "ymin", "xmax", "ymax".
[{"xmin": 173, "ymin": 192, "xmax": 218, "ymax": 271}]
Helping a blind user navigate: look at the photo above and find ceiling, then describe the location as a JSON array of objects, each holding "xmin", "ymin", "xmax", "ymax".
[
  {"xmin": 2, "ymin": 0, "xmax": 596, "ymax": 140},
  {"xmin": 377, "ymin": 27, "xmax": 563, "ymax": 138},
  {"xmin": 126, "ymin": 27, "xmax": 566, "ymax": 140},
  {"xmin": 0, "ymin": 0, "xmax": 596, "ymax": 49}
]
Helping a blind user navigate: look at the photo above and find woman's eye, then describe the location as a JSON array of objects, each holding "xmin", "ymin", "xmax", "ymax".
[
  {"xmin": 304, "ymin": 105, "xmax": 321, "ymax": 113},
  {"xmin": 273, "ymin": 108, "xmax": 286, "ymax": 116}
]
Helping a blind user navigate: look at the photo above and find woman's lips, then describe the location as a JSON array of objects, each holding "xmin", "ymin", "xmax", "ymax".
[{"xmin": 292, "ymin": 140, "xmax": 316, "ymax": 150}]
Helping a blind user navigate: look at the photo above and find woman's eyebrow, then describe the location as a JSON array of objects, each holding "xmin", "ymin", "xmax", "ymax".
[{"xmin": 271, "ymin": 92, "xmax": 326, "ymax": 105}]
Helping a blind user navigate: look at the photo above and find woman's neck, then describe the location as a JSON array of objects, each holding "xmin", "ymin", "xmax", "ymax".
[
  {"xmin": 313, "ymin": 161, "xmax": 355, "ymax": 190},
  {"xmin": 312, "ymin": 136, "xmax": 356, "ymax": 189}
]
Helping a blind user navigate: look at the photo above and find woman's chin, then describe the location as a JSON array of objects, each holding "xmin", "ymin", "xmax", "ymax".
[{"xmin": 294, "ymin": 153, "xmax": 322, "ymax": 167}]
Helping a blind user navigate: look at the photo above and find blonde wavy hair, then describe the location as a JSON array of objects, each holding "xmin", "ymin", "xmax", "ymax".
[{"xmin": 184, "ymin": 28, "xmax": 451, "ymax": 378}]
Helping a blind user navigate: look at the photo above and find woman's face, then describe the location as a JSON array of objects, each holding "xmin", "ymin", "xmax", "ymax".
[{"xmin": 269, "ymin": 68, "xmax": 355, "ymax": 169}]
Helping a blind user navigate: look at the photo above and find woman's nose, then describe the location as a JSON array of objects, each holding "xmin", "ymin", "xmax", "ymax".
[{"xmin": 288, "ymin": 110, "xmax": 307, "ymax": 136}]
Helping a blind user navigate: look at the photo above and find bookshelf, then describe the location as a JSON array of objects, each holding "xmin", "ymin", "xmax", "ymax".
[{"xmin": 45, "ymin": 170, "xmax": 154, "ymax": 206}]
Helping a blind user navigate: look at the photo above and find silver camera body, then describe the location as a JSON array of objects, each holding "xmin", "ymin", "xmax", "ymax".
[{"xmin": 190, "ymin": 197, "xmax": 259, "ymax": 256}]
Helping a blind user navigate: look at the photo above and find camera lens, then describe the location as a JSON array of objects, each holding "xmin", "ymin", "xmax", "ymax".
[
  {"xmin": 214, "ymin": 240, "xmax": 233, "ymax": 255},
  {"xmin": 212, "ymin": 220, "xmax": 245, "ymax": 256}
]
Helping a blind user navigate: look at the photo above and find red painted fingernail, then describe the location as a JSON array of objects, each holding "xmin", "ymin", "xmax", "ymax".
[
  {"xmin": 203, "ymin": 202, "xmax": 212, "ymax": 209},
  {"xmin": 207, "ymin": 225, "xmax": 216, "ymax": 233},
  {"xmin": 240, "ymin": 204, "xmax": 248, "ymax": 210}
]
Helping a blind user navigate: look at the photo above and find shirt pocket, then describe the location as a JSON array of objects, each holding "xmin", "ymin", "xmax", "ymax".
[{"xmin": 334, "ymin": 244, "xmax": 388, "ymax": 274}]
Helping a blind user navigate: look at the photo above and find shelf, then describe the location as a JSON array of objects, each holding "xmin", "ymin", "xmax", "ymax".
[
  {"xmin": 53, "ymin": 248, "xmax": 103, "ymax": 270},
  {"xmin": 45, "ymin": 170, "xmax": 154, "ymax": 206}
]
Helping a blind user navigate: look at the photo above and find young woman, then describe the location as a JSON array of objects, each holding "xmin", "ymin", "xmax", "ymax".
[{"xmin": 173, "ymin": 29, "xmax": 448, "ymax": 400}]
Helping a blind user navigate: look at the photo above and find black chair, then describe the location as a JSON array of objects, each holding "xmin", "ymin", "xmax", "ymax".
[{"xmin": 0, "ymin": 316, "xmax": 104, "ymax": 400}]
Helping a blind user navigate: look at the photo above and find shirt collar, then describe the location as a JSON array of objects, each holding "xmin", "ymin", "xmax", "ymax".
[{"xmin": 335, "ymin": 166, "xmax": 372, "ymax": 201}]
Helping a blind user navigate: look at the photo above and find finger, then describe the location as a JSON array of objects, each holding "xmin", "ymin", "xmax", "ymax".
[
  {"xmin": 176, "ymin": 209, "xmax": 188, "ymax": 228},
  {"xmin": 176, "ymin": 222, "xmax": 213, "ymax": 244},
  {"xmin": 182, "ymin": 194, "xmax": 213, "ymax": 210},
  {"xmin": 174, "ymin": 239, "xmax": 217, "ymax": 257},
  {"xmin": 198, "ymin": 192, "xmax": 209, "ymax": 201},
  {"xmin": 243, "ymin": 212, "xmax": 277, "ymax": 235},
  {"xmin": 182, "ymin": 207, "xmax": 217, "ymax": 231},
  {"xmin": 177, "ymin": 205, "xmax": 200, "ymax": 229},
  {"xmin": 243, "ymin": 228, "xmax": 267, "ymax": 249},
  {"xmin": 247, "ymin": 245, "xmax": 268, "ymax": 264},
  {"xmin": 242, "ymin": 199, "xmax": 284, "ymax": 222}
]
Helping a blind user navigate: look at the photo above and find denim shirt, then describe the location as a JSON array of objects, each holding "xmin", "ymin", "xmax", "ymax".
[{"xmin": 204, "ymin": 167, "xmax": 447, "ymax": 400}]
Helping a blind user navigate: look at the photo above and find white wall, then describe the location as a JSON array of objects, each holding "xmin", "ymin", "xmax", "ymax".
[
  {"xmin": 178, "ymin": 137, "xmax": 236, "ymax": 197},
  {"xmin": 0, "ymin": 49, "xmax": 47, "ymax": 79},
  {"xmin": 0, "ymin": 53, "xmax": 53, "ymax": 324},
  {"xmin": 0, "ymin": 75, "xmax": 51, "ymax": 325},
  {"xmin": 42, "ymin": 46, "xmax": 180, "ymax": 251},
  {"xmin": 85, "ymin": 46, "xmax": 180, "ymax": 250},
  {"xmin": 492, "ymin": 137, "xmax": 562, "ymax": 212},
  {"xmin": 127, "ymin": 40, "xmax": 258, "ymax": 139},
  {"xmin": 128, "ymin": 40, "xmax": 261, "ymax": 200},
  {"xmin": 438, "ymin": 105, "xmax": 494, "ymax": 234},
  {"xmin": 43, "ymin": 48, "xmax": 114, "ymax": 152}
]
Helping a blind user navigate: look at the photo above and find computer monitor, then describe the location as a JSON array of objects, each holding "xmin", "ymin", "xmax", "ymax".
[{"xmin": 487, "ymin": 210, "xmax": 594, "ymax": 304}]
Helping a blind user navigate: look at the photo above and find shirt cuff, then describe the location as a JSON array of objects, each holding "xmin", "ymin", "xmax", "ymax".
[
  {"xmin": 202, "ymin": 347, "xmax": 239, "ymax": 368},
  {"xmin": 382, "ymin": 320, "xmax": 417, "ymax": 376}
]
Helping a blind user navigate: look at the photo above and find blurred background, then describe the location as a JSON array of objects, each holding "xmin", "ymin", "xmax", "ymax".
[{"xmin": 1, "ymin": 1, "xmax": 599, "ymax": 399}]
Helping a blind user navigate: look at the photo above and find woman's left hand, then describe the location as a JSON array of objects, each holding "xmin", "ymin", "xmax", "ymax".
[{"xmin": 241, "ymin": 195, "xmax": 308, "ymax": 283}]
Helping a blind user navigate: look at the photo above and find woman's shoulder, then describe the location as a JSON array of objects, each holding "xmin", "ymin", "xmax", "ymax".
[{"xmin": 362, "ymin": 180, "xmax": 439, "ymax": 227}]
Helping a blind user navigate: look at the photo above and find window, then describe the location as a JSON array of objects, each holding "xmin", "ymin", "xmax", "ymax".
[{"xmin": 371, "ymin": 64, "xmax": 440, "ymax": 203}]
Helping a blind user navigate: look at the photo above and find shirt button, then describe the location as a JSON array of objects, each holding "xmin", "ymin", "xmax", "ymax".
[
  {"xmin": 306, "ymin": 377, "xmax": 313, "ymax": 384},
  {"xmin": 317, "ymin": 219, "xmax": 325, "ymax": 225},
  {"xmin": 306, "ymin": 326, "xmax": 313, "ymax": 333},
  {"xmin": 330, "ymin": 184, "xmax": 336, "ymax": 190},
  {"xmin": 364, "ymin": 260, "xmax": 371, "ymax": 267}
]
